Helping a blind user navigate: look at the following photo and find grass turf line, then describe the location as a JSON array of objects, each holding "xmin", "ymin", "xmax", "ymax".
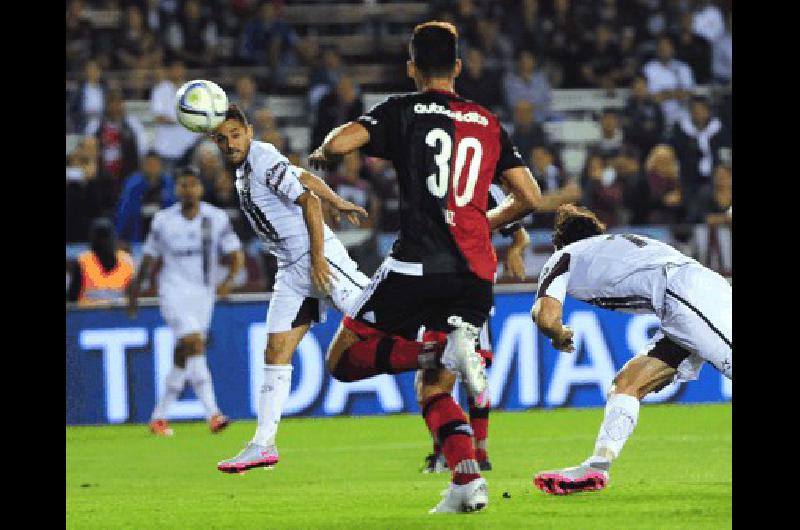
[{"xmin": 67, "ymin": 403, "xmax": 731, "ymax": 529}]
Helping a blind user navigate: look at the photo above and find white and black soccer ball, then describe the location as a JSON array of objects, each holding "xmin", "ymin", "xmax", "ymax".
[{"xmin": 175, "ymin": 80, "xmax": 228, "ymax": 133}]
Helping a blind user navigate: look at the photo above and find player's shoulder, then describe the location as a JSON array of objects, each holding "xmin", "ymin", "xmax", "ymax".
[
  {"xmin": 151, "ymin": 203, "xmax": 180, "ymax": 224},
  {"xmin": 199, "ymin": 201, "xmax": 228, "ymax": 220},
  {"xmin": 249, "ymin": 140, "xmax": 287, "ymax": 169}
]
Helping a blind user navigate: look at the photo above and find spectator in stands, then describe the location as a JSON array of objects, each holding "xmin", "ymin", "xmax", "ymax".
[
  {"xmin": 165, "ymin": 0, "xmax": 218, "ymax": 68},
  {"xmin": 622, "ymin": 75, "xmax": 665, "ymax": 160},
  {"xmin": 582, "ymin": 153, "xmax": 627, "ymax": 227},
  {"xmin": 239, "ymin": 1, "xmax": 299, "ymax": 70},
  {"xmin": 66, "ymin": 0, "xmax": 95, "ymax": 72},
  {"xmin": 673, "ymin": 12, "xmax": 711, "ymax": 84},
  {"xmin": 150, "ymin": 60, "xmax": 200, "ymax": 173},
  {"xmin": 231, "ymin": 75, "xmax": 266, "ymax": 123},
  {"xmin": 69, "ymin": 59, "xmax": 106, "ymax": 134},
  {"xmin": 503, "ymin": 50, "xmax": 552, "ymax": 123},
  {"xmin": 452, "ymin": 0, "xmax": 481, "ymax": 44},
  {"xmin": 510, "ymin": 100, "xmax": 549, "ymax": 164},
  {"xmin": 670, "ymin": 95, "xmax": 731, "ymax": 205},
  {"xmin": 143, "ymin": 0, "xmax": 170, "ymax": 36},
  {"xmin": 324, "ymin": 152, "xmax": 378, "ymax": 231},
  {"xmin": 698, "ymin": 164, "xmax": 732, "ymax": 226},
  {"xmin": 66, "ymin": 137, "xmax": 110, "ymax": 243},
  {"xmin": 544, "ymin": 0, "xmax": 584, "ymax": 87},
  {"xmin": 456, "ymin": 48, "xmax": 502, "ymax": 111},
  {"xmin": 191, "ymin": 141, "xmax": 225, "ymax": 191},
  {"xmin": 528, "ymin": 145, "xmax": 581, "ymax": 228},
  {"xmin": 364, "ymin": 157, "xmax": 401, "ymax": 233},
  {"xmin": 505, "ymin": 0, "xmax": 547, "ymax": 56},
  {"xmin": 473, "ymin": 17, "xmax": 514, "ymax": 76},
  {"xmin": 252, "ymin": 107, "xmax": 278, "ymax": 138},
  {"xmin": 115, "ymin": 151, "xmax": 177, "ymax": 245},
  {"xmin": 616, "ymin": 26, "xmax": 643, "ymax": 89},
  {"xmin": 307, "ymin": 46, "xmax": 344, "ymax": 114},
  {"xmin": 643, "ymin": 36, "xmax": 696, "ymax": 131},
  {"xmin": 311, "ymin": 75, "xmax": 363, "ymax": 153},
  {"xmin": 579, "ymin": 24, "xmax": 624, "ymax": 91},
  {"xmin": 641, "ymin": 144, "xmax": 684, "ymax": 225},
  {"xmin": 116, "ymin": 5, "xmax": 155, "ymax": 69},
  {"xmin": 692, "ymin": 0, "xmax": 726, "ymax": 43},
  {"xmin": 588, "ymin": 108, "xmax": 625, "ymax": 159},
  {"xmin": 711, "ymin": 10, "xmax": 732, "ymax": 85},
  {"xmin": 67, "ymin": 218, "xmax": 134, "ymax": 306}
]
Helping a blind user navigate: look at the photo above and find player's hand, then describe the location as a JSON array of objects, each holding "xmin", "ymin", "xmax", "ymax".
[
  {"xmin": 308, "ymin": 147, "xmax": 342, "ymax": 171},
  {"xmin": 335, "ymin": 199, "xmax": 368, "ymax": 226},
  {"xmin": 504, "ymin": 247, "xmax": 526, "ymax": 281},
  {"xmin": 311, "ymin": 255, "xmax": 335, "ymax": 295},
  {"xmin": 552, "ymin": 325, "xmax": 575, "ymax": 353},
  {"xmin": 216, "ymin": 278, "xmax": 235, "ymax": 299}
]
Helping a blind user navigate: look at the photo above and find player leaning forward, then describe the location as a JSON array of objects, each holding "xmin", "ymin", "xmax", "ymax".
[
  {"xmin": 209, "ymin": 104, "xmax": 372, "ymax": 472},
  {"xmin": 309, "ymin": 21, "xmax": 542, "ymax": 513},
  {"xmin": 128, "ymin": 167, "xmax": 245, "ymax": 436},
  {"xmin": 531, "ymin": 205, "xmax": 732, "ymax": 495}
]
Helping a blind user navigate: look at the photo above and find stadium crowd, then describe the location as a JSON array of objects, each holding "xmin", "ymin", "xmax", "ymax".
[{"xmin": 66, "ymin": 0, "xmax": 732, "ymax": 292}]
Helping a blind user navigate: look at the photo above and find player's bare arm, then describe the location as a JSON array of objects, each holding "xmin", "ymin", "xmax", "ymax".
[
  {"xmin": 308, "ymin": 122, "xmax": 370, "ymax": 170},
  {"xmin": 126, "ymin": 254, "xmax": 155, "ymax": 318},
  {"xmin": 297, "ymin": 170, "xmax": 368, "ymax": 226},
  {"xmin": 504, "ymin": 227, "xmax": 530, "ymax": 281},
  {"xmin": 488, "ymin": 166, "xmax": 543, "ymax": 230},
  {"xmin": 296, "ymin": 190, "xmax": 334, "ymax": 294},
  {"xmin": 531, "ymin": 296, "xmax": 574, "ymax": 352},
  {"xmin": 217, "ymin": 249, "xmax": 244, "ymax": 299}
]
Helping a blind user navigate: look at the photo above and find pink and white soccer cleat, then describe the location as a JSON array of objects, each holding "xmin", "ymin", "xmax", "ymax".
[
  {"xmin": 217, "ymin": 443, "xmax": 279, "ymax": 474},
  {"xmin": 534, "ymin": 464, "xmax": 609, "ymax": 495}
]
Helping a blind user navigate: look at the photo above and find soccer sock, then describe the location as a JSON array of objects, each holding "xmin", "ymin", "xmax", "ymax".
[
  {"xmin": 589, "ymin": 393, "xmax": 641, "ymax": 465},
  {"xmin": 467, "ymin": 394, "xmax": 490, "ymax": 462},
  {"xmin": 422, "ymin": 393, "xmax": 481, "ymax": 485},
  {"xmin": 252, "ymin": 364, "xmax": 293, "ymax": 447},
  {"xmin": 331, "ymin": 335, "xmax": 444, "ymax": 382},
  {"xmin": 185, "ymin": 355, "xmax": 221, "ymax": 419},
  {"xmin": 151, "ymin": 366, "xmax": 186, "ymax": 421}
]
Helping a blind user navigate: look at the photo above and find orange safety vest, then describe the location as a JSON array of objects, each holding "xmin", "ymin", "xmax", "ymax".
[{"xmin": 77, "ymin": 250, "xmax": 134, "ymax": 307}]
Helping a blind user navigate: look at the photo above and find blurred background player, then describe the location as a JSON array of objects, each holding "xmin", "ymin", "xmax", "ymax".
[
  {"xmin": 67, "ymin": 218, "xmax": 134, "ymax": 306},
  {"xmin": 211, "ymin": 105, "xmax": 371, "ymax": 473},
  {"xmin": 420, "ymin": 183, "xmax": 531, "ymax": 473},
  {"xmin": 530, "ymin": 205, "xmax": 731, "ymax": 495},
  {"xmin": 127, "ymin": 167, "xmax": 244, "ymax": 437},
  {"xmin": 309, "ymin": 21, "xmax": 542, "ymax": 513}
]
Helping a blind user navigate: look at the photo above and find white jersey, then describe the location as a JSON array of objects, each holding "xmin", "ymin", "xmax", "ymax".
[
  {"xmin": 537, "ymin": 234, "xmax": 696, "ymax": 315},
  {"xmin": 142, "ymin": 202, "xmax": 242, "ymax": 304},
  {"xmin": 234, "ymin": 141, "xmax": 335, "ymax": 267}
]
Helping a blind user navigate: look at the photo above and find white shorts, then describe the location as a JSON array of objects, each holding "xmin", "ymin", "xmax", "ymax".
[
  {"xmin": 265, "ymin": 237, "xmax": 370, "ymax": 334},
  {"xmin": 160, "ymin": 294, "xmax": 215, "ymax": 340},
  {"xmin": 638, "ymin": 264, "xmax": 732, "ymax": 382}
]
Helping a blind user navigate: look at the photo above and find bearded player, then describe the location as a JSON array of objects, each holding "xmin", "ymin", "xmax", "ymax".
[
  {"xmin": 309, "ymin": 21, "xmax": 542, "ymax": 513},
  {"xmin": 209, "ymin": 105, "xmax": 373, "ymax": 473},
  {"xmin": 531, "ymin": 205, "xmax": 731, "ymax": 495}
]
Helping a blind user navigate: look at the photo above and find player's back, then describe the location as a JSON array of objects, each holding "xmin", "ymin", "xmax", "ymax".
[{"xmin": 357, "ymin": 90, "xmax": 524, "ymax": 282}]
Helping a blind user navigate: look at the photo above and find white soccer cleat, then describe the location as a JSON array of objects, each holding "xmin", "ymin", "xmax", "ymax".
[
  {"xmin": 429, "ymin": 477, "xmax": 489, "ymax": 513},
  {"xmin": 441, "ymin": 316, "xmax": 488, "ymax": 398}
]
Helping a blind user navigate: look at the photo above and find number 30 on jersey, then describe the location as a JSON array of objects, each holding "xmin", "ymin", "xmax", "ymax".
[{"xmin": 425, "ymin": 128, "xmax": 483, "ymax": 207}]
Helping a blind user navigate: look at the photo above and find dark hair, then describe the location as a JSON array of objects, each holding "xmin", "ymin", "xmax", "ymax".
[
  {"xmin": 552, "ymin": 204, "xmax": 607, "ymax": 249},
  {"xmin": 409, "ymin": 21, "xmax": 458, "ymax": 78},
  {"xmin": 224, "ymin": 104, "xmax": 249, "ymax": 126},
  {"xmin": 689, "ymin": 95, "xmax": 710, "ymax": 108},
  {"xmin": 144, "ymin": 149, "xmax": 161, "ymax": 160},
  {"xmin": 175, "ymin": 165, "xmax": 200, "ymax": 180}
]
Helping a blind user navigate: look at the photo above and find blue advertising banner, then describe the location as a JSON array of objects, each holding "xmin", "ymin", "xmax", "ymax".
[{"xmin": 66, "ymin": 293, "xmax": 731, "ymax": 425}]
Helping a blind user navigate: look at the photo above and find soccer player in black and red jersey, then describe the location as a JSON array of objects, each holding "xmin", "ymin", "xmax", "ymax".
[{"xmin": 309, "ymin": 21, "xmax": 542, "ymax": 513}]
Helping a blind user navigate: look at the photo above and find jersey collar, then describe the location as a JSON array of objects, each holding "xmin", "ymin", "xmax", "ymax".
[{"xmin": 424, "ymin": 88, "xmax": 459, "ymax": 97}]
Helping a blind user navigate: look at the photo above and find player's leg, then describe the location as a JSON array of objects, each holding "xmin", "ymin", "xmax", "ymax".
[
  {"xmin": 182, "ymin": 331, "xmax": 228, "ymax": 433},
  {"xmin": 471, "ymin": 319, "xmax": 494, "ymax": 469},
  {"xmin": 420, "ymin": 367, "xmax": 488, "ymax": 513},
  {"xmin": 534, "ymin": 339, "xmax": 679, "ymax": 495},
  {"xmin": 149, "ymin": 334, "xmax": 191, "ymax": 436}
]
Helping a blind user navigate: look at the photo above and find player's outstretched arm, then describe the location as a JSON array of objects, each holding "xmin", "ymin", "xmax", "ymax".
[
  {"xmin": 296, "ymin": 190, "xmax": 334, "ymax": 294},
  {"xmin": 531, "ymin": 296, "xmax": 574, "ymax": 353},
  {"xmin": 297, "ymin": 170, "xmax": 368, "ymax": 226},
  {"xmin": 127, "ymin": 254, "xmax": 155, "ymax": 318},
  {"xmin": 308, "ymin": 122, "xmax": 370, "ymax": 170},
  {"xmin": 489, "ymin": 166, "xmax": 543, "ymax": 230},
  {"xmin": 504, "ymin": 227, "xmax": 531, "ymax": 281}
]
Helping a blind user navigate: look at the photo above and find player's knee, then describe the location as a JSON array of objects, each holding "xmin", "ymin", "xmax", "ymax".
[
  {"xmin": 419, "ymin": 369, "xmax": 456, "ymax": 403},
  {"xmin": 325, "ymin": 326, "xmax": 360, "ymax": 373}
]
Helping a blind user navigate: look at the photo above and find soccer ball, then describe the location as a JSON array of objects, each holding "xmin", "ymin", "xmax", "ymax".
[{"xmin": 175, "ymin": 80, "xmax": 228, "ymax": 133}]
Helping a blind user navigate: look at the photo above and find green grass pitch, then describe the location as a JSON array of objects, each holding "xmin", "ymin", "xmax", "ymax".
[{"xmin": 67, "ymin": 403, "xmax": 731, "ymax": 529}]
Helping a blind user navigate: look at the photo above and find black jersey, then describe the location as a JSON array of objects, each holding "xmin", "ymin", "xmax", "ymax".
[{"xmin": 356, "ymin": 89, "xmax": 526, "ymax": 282}]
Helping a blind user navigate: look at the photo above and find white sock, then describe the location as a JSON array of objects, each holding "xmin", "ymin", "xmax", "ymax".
[
  {"xmin": 186, "ymin": 355, "xmax": 221, "ymax": 419},
  {"xmin": 152, "ymin": 366, "xmax": 187, "ymax": 420},
  {"xmin": 252, "ymin": 364, "xmax": 293, "ymax": 447},
  {"xmin": 589, "ymin": 393, "xmax": 640, "ymax": 464}
]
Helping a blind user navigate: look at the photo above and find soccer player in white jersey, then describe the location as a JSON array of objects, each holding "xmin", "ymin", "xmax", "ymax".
[
  {"xmin": 127, "ymin": 167, "xmax": 245, "ymax": 436},
  {"xmin": 209, "ymin": 105, "xmax": 372, "ymax": 473},
  {"xmin": 530, "ymin": 205, "xmax": 732, "ymax": 495}
]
